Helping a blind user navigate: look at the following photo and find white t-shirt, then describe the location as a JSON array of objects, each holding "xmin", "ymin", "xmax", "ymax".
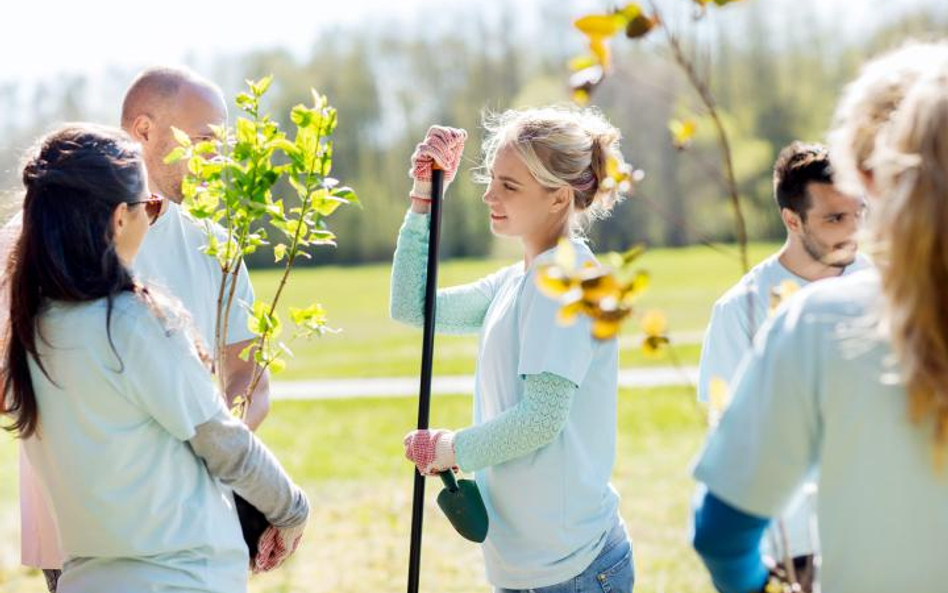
[
  {"xmin": 133, "ymin": 201, "xmax": 255, "ymax": 350},
  {"xmin": 697, "ymin": 252, "xmax": 872, "ymax": 403},
  {"xmin": 473, "ymin": 239, "xmax": 621, "ymax": 589},
  {"xmin": 22, "ymin": 294, "xmax": 248, "ymax": 593},
  {"xmin": 694, "ymin": 269, "xmax": 948, "ymax": 592}
]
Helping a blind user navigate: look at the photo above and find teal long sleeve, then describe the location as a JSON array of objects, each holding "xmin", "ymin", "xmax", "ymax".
[
  {"xmin": 389, "ymin": 210, "xmax": 492, "ymax": 335},
  {"xmin": 455, "ymin": 372, "xmax": 577, "ymax": 472}
]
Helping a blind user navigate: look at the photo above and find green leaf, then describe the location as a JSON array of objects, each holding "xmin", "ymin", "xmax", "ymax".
[
  {"xmin": 268, "ymin": 357, "xmax": 286, "ymax": 374},
  {"xmin": 291, "ymin": 104, "xmax": 315, "ymax": 128},
  {"xmin": 236, "ymin": 118, "xmax": 256, "ymax": 146},
  {"xmin": 238, "ymin": 342, "xmax": 256, "ymax": 362},
  {"xmin": 273, "ymin": 243, "xmax": 287, "ymax": 263},
  {"xmin": 171, "ymin": 126, "xmax": 192, "ymax": 147},
  {"xmin": 163, "ymin": 146, "xmax": 187, "ymax": 165},
  {"xmin": 250, "ymin": 75, "xmax": 273, "ymax": 97}
]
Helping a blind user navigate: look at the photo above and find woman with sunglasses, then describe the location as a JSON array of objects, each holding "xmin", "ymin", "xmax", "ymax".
[{"xmin": 2, "ymin": 123, "xmax": 308, "ymax": 593}]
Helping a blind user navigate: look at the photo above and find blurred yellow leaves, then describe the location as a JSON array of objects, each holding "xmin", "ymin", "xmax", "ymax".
[
  {"xmin": 640, "ymin": 310, "xmax": 670, "ymax": 358},
  {"xmin": 707, "ymin": 376, "xmax": 731, "ymax": 428},
  {"xmin": 536, "ymin": 240, "xmax": 671, "ymax": 345},
  {"xmin": 768, "ymin": 279, "xmax": 801, "ymax": 316},
  {"xmin": 669, "ymin": 118, "xmax": 698, "ymax": 150},
  {"xmin": 570, "ymin": 3, "xmax": 657, "ymax": 102},
  {"xmin": 601, "ymin": 156, "xmax": 645, "ymax": 195}
]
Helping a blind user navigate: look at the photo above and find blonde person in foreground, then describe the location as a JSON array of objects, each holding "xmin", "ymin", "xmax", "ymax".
[
  {"xmin": 691, "ymin": 41, "xmax": 948, "ymax": 593},
  {"xmin": 393, "ymin": 107, "xmax": 634, "ymax": 592}
]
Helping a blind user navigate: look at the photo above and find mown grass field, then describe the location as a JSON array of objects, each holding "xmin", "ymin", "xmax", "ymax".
[
  {"xmin": 0, "ymin": 243, "xmax": 780, "ymax": 592},
  {"xmin": 248, "ymin": 242, "xmax": 778, "ymax": 380}
]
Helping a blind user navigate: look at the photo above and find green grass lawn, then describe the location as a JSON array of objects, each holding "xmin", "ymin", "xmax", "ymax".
[
  {"xmin": 0, "ymin": 387, "xmax": 715, "ymax": 593},
  {"xmin": 249, "ymin": 242, "xmax": 778, "ymax": 380}
]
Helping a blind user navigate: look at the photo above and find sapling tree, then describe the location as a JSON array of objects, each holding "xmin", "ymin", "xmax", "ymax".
[{"xmin": 166, "ymin": 76, "xmax": 359, "ymax": 418}]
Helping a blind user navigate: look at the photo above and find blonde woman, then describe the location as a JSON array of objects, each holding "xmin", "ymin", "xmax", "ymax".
[
  {"xmin": 391, "ymin": 108, "xmax": 633, "ymax": 592},
  {"xmin": 691, "ymin": 42, "xmax": 948, "ymax": 593}
]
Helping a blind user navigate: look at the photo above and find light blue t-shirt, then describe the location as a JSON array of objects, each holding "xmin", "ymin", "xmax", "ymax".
[
  {"xmin": 693, "ymin": 269, "xmax": 948, "ymax": 592},
  {"xmin": 22, "ymin": 294, "xmax": 248, "ymax": 593},
  {"xmin": 697, "ymin": 252, "xmax": 872, "ymax": 403},
  {"xmin": 133, "ymin": 201, "xmax": 255, "ymax": 351},
  {"xmin": 473, "ymin": 239, "xmax": 621, "ymax": 589}
]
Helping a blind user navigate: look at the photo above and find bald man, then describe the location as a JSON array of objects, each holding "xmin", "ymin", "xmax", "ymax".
[{"xmin": 17, "ymin": 66, "xmax": 271, "ymax": 591}]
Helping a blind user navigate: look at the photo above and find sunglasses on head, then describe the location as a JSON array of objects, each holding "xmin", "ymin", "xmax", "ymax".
[{"xmin": 129, "ymin": 193, "xmax": 164, "ymax": 226}]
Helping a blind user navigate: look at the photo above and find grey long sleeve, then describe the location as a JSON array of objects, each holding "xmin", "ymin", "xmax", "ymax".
[{"xmin": 189, "ymin": 409, "xmax": 309, "ymax": 528}]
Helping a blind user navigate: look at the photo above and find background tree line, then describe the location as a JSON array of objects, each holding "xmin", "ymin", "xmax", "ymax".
[{"xmin": 0, "ymin": 0, "xmax": 945, "ymax": 267}]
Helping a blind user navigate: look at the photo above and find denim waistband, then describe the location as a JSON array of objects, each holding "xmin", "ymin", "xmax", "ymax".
[{"xmin": 601, "ymin": 516, "xmax": 630, "ymax": 556}]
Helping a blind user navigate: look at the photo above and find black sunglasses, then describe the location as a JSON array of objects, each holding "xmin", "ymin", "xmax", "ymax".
[{"xmin": 129, "ymin": 193, "xmax": 165, "ymax": 226}]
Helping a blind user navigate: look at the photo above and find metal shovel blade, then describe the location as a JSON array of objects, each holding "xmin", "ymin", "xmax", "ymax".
[{"xmin": 436, "ymin": 471, "xmax": 489, "ymax": 543}]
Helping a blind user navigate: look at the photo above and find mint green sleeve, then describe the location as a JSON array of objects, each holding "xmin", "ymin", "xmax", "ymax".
[
  {"xmin": 454, "ymin": 372, "xmax": 577, "ymax": 472},
  {"xmin": 389, "ymin": 210, "xmax": 494, "ymax": 335}
]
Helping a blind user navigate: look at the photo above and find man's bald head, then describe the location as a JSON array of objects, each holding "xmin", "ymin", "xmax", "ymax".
[
  {"xmin": 121, "ymin": 66, "xmax": 224, "ymax": 129},
  {"xmin": 122, "ymin": 66, "xmax": 227, "ymax": 202}
]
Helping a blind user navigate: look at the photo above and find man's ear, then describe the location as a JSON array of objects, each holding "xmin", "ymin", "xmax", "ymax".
[
  {"xmin": 129, "ymin": 115, "xmax": 153, "ymax": 143},
  {"xmin": 781, "ymin": 207, "xmax": 803, "ymax": 234}
]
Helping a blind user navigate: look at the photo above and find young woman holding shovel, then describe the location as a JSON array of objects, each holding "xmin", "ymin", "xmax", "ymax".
[
  {"xmin": 2, "ymin": 124, "xmax": 308, "ymax": 593},
  {"xmin": 392, "ymin": 107, "xmax": 634, "ymax": 593}
]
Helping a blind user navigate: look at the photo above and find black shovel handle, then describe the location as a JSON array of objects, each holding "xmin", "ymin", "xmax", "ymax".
[{"xmin": 406, "ymin": 167, "xmax": 445, "ymax": 593}]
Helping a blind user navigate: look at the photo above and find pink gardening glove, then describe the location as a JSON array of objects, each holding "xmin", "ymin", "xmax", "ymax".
[
  {"xmin": 403, "ymin": 429, "xmax": 457, "ymax": 476},
  {"xmin": 252, "ymin": 523, "xmax": 305, "ymax": 573},
  {"xmin": 409, "ymin": 126, "xmax": 468, "ymax": 201}
]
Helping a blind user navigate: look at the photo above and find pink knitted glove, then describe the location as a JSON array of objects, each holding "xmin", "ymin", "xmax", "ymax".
[
  {"xmin": 252, "ymin": 523, "xmax": 305, "ymax": 573},
  {"xmin": 409, "ymin": 126, "xmax": 468, "ymax": 201},
  {"xmin": 403, "ymin": 429, "xmax": 457, "ymax": 475}
]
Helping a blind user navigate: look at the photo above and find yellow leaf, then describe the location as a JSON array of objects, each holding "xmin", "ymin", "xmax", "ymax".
[
  {"xmin": 536, "ymin": 265, "xmax": 576, "ymax": 298},
  {"xmin": 669, "ymin": 118, "xmax": 697, "ymax": 150},
  {"xmin": 617, "ymin": 3, "xmax": 642, "ymax": 20},
  {"xmin": 579, "ymin": 268, "xmax": 621, "ymax": 304},
  {"xmin": 640, "ymin": 309, "xmax": 668, "ymax": 337},
  {"xmin": 589, "ymin": 36, "xmax": 612, "ymax": 70},
  {"xmin": 641, "ymin": 335, "xmax": 669, "ymax": 358},
  {"xmin": 592, "ymin": 311, "xmax": 628, "ymax": 341},
  {"xmin": 574, "ymin": 14, "xmax": 626, "ymax": 38},
  {"xmin": 568, "ymin": 54, "xmax": 599, "ymax": 72},
  {"xmin": 623, "ymin": 271, "xmax": 650, "ymax": 301},
  {"xmin": 768, "ymin": 279, "xmax": 801, "ymax": 316},
  {"xmin": 556, "ymin": 299, "xmax": 585, "ymax": 326},
  {"xmin": 571, "ymin": 88, "xmax": 590, "ymax": 106},
  {"xmin": 708, "ymin": 377, "xmax": 730, "ymax": 413}
]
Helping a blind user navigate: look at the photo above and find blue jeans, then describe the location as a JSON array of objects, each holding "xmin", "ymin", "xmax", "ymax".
[{"xmin": 495, "ymin": 520, "xmax": 634, "ymax": 593}]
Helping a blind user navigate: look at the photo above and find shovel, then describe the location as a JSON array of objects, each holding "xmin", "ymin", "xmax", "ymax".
[
  {"xmin": 406, "ymin": 167, "xmax": 489, "ymax": 593},
  {"xmin": 437, "ymin": 470, "xmax": 489, "ymax": 543}
]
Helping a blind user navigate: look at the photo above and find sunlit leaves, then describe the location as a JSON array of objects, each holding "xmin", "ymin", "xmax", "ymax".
[
  {"xmin": 536, "ymin": 240, "xmax": 661, "ymax": 342},
  {"xmin": 600, "ymin": 156, "xmax": 645, "ymax": 195},
  {"xmin": 707, "ymin": 376, "xmax": 731, "ymax": 428},
  {"xmin": 165, "ymin": 76, "xmax": 359, "ymax": 419},
  {"xmin": 768, "ymin": 279, "xmax": 801, "ymax": 316},
  {"xmin": 570, "ymin": 3, "xmax": 657, "ymax": 101},
  {"xmin": 640, "ymin": 310, "xmax": 670, "ymax": 358},
  {"xmin": 669, "ymin": 118, "xmax": 698, "ymax": 150}
]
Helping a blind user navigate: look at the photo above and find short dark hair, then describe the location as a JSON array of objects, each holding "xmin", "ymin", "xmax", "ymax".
[{"xmin": 773, "ymin": 142, "xmax": 833, "ymax": 220}]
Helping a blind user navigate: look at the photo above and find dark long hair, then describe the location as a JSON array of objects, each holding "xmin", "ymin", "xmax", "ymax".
[{"xmin": 2, "ymin": 124, "xmax": 147, "ymax": 438}]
